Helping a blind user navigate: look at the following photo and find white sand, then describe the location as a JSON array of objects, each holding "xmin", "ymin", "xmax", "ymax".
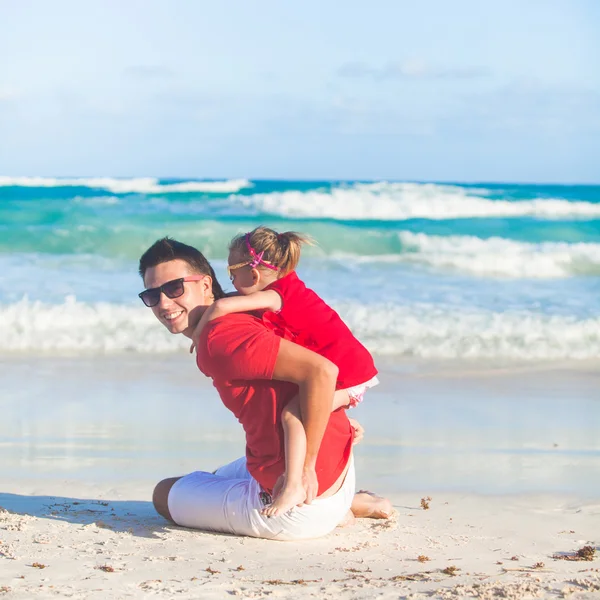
[{"xmin": 1, "ymin": 485, "xmax": 598, "ymax": 599}]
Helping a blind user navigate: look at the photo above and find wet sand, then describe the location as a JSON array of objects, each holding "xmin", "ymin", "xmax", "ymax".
[{"xmin": 0, "ymin": 355, "xmax": 598, "ymax": 598}]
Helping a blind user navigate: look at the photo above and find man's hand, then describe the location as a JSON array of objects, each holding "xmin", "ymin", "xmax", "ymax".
[
  {"xmin": 348, "ymin": 417, "xmax": 364, "ymax": 445},
  {"xmin": 302, "ymin": 466, "xmax": 319, "ymax": 505}
]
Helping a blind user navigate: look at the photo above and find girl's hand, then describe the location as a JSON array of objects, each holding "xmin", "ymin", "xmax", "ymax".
[
  {"xmin": 302, "ymin": 466, "xmax": 319, "ymax": 504},
  {"xmin": 348, "ymin": 417, "xmax": 364, "ymax": 445}
]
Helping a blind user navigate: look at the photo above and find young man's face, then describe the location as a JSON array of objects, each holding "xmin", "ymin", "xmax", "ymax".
[{"xmin": 142, "ymin": 259, "xmax": 213, "ymax": 337}]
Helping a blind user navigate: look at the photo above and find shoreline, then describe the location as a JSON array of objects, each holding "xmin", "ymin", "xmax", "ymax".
[
  {"xmin": 1, "ymin": 354, "xmax": 599, "ymax": 496},
  {"xmin": 3, "ymin": 351, "xmax": 600, "ymax": 370}
]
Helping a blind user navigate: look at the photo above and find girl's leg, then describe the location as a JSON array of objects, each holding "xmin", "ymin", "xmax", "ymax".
[
  {"xmin": 262, "ymin": 396, "xmax": 308, "ymax": 517},
  {"xmin": 263, "ymin": 389, "xmax": 353, "ymax": 517},
  {"xmin": 332, "ymin": 388, "xmax": 351, "ymax": 410}
]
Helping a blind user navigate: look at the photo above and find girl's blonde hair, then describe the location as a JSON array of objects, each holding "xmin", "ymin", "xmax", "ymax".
[{"xmin": 229, "ymin": 226, "xmax": 313, "ymax": 276}]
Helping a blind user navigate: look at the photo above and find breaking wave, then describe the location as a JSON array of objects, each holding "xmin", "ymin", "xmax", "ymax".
[
  {"xmin": 2, "ymin": 297, "xmax": 598, "ymax": 360},
  {"xmin": 0, "ymin": 176, "xmax": 252, "ymax": 194},
  {"xmin": 233, "ymin": 182, "xmax": 600, "ymax": 220},
  {"xmin": 388, "ymin": 232, "xmax": 600, "ymax": 277}
]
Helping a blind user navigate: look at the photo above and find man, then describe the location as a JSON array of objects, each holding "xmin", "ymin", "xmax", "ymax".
[{"xmin": 139, "ymin": 237, "xmax": 391, "ymax": 540}]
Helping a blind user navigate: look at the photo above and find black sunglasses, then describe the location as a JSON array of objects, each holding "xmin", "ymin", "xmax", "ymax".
[{"xmin": 138, "ymin": 276, "xmax": 206, "ymax": 307}]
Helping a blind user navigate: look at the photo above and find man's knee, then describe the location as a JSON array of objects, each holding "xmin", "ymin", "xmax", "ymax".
[{"xmin": 152, "ymin": 477, "xmax": 181, "ymax": 522}]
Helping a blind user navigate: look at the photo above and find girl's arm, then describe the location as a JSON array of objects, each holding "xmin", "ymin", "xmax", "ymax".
[
  {"xmin": 190, "ymin": 290, "xmax": 282, "ymax": 352},
  {"xmin": 208, "ymin": 290, "xmax": 282, "ymax": 318}
]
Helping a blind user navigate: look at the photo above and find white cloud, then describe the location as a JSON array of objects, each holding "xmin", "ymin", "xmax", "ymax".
[
  {"xmin": 338, "ymin": 59, "xmax": 490, "ymax": 81},
  {"xmin": 0, "ymin": 86, "xmax": 20, "ymax": 102},
  {"xmin": 123, "ymin": 65, "xmax": 175, "ymax": 79},
  {"xmin": 439, "ymin": 81, "xmax": 600, "ymax": 137}
]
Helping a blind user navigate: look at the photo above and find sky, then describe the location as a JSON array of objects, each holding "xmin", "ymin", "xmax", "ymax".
[{"xmin": 0, "ymin": 0, "xmax": 598, "ymax": 182}]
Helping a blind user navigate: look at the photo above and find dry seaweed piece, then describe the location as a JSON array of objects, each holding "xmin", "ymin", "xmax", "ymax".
[
  {"xmin": 502, "ymin": 566, "xmax": 553, "ymax": 573},
  {"xmin": 389, "ymin": 572, "xmax": 433, "ymax": 582},
  {"xmin": 345, "ymin": 567, "xmax": 371, "ymax": 574},
  {"xmin": 554, "ymin": 545, "xmax": 596, "ymax": 562},
  {"xmin": 577, "ymin": 546, "xmax": 596, "ymax": 560},
  {"xmin": 262, "ymin": 579, "xmax": 318, "ymax": 586},
  {"xmin": 421, "ymin": 497, "xmax": 432, "ymax": 510}
]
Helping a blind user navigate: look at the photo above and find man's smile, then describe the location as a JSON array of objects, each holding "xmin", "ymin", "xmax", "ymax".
[{"xmin": 163, "ymin": 310, "xmax": 184, "ymax": 321}]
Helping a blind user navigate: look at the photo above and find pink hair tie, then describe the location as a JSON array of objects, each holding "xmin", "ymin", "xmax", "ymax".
[{"xmin": 245, "ymin": 233, "xmax": 279, "ymax": 271}]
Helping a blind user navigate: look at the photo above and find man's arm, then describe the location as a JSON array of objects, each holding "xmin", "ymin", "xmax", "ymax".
[
  {"xmin": 271, "ymin": 338, "xmax": 338, "ymax": 501},
  {"xmin": 201, "ymin": 317, "xmax": 338, "ymax": 500}
]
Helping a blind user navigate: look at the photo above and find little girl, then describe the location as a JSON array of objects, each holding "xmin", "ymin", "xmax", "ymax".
[{"xmin": 193, "ymin": 226, "xmax": 379, "ymax": 516}]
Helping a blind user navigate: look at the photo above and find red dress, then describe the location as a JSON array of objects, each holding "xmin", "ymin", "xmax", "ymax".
[{"xmin": 263, "ymin": 271, "xmax": 378, "ymax": 389}]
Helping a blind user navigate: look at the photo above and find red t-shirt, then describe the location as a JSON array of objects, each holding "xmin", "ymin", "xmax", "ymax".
[
  {"xmin": 196, "ymin": 313, "xmax": 353, "ymax": 495},
  {"xmin": 264, "ymin": 271, "xmax": 378, "ymax": 389}
]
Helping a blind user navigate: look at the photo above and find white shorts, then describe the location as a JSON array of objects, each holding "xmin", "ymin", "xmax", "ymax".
[
  {"xmin": 346, "ymin": 375, "xmax": 379, "ymax": 408},
  {"xmin": 167, "ymin": 455, "xmax": 355, "ymax": 541}
]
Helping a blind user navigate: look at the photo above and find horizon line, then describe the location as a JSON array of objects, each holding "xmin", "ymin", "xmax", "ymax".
[{"xmin": 1, "ymin": 175, "xmax": 599, "ymax": 186}]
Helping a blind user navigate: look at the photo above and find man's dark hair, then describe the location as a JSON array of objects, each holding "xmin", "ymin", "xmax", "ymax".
[{"xmin": 139, "ymin": 237, "xmax": 226, "ymax": 300}]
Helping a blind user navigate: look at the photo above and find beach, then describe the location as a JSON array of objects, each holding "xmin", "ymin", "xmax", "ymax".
[
  {"xmin": 1, "ymin": 177, "xmax": 599, "ymax": 597},
  {"xmin": 2, "ymin": 0, "xmax": 599, "ymax": 590},
  {"xmin": 1, "ymin": 356, "xmax": 598, "ymax": 599}
]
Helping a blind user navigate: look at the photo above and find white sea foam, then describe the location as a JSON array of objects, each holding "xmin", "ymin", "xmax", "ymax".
[
  {"xmin": 2, "ymin": 296, "xmax": 598, "ymax": 360},
  {"xmin": 327, "ymin": 232, "xmax": 600, "ymax": 277},
  {"xmin": 0, "ymin": 176, "xmax": 252, "ymax": 194},
  {"xmin": 339, "ymin": 302, "xmax": 600, "ymax": 360},
  {"xmin": 394, "ymin": 232, "xmax": 600, "ymax": 277},
  {"xmin": 234, "ymin": 182, "xmax": 600, "ymax": 220},
  {"xmin": 0, "ymin": 297, "xmax": 186, "ymax": 353}
]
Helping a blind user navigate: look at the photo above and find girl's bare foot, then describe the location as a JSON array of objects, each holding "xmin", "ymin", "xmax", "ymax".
[
  {"xmin": 272, "ymin": 475, "xmax": 284, "ymax": 498},
  {"xmin": 351, "ymin": 490, "xmax": 393, "ymax": 519},
  {"xmin": 261, "ymin": 482, "xmax": 306, "ymax": 517}
]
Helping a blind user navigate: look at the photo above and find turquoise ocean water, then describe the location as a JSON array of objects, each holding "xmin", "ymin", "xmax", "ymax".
[{"xmin": 1, "ymin": 176, "xmax": 599, "ymax": 359}]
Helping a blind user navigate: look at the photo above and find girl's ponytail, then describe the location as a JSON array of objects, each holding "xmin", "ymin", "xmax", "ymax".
[{"xmin": 229, "ymin": 226, "xmax": 313, "ymax": 276}]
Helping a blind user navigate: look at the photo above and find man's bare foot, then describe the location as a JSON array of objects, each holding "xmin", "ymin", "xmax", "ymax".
[
  {"xmin": 261, "ymin": 482, "xmax": 306, "ymax": 517},
  {"xmin": 337, "ymin": 509, "xmax": 356, "ymax": 528},
  {"xmin": 351, "ymin": 490, "xmax": 393, "ymax": 519}
]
